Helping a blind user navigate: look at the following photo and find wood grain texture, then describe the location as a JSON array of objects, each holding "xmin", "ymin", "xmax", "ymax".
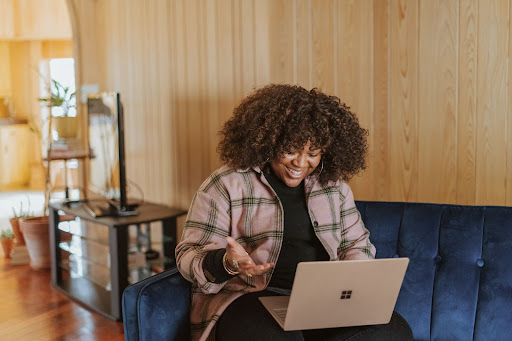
[
  {"xmin": 268, "ymin": 0, "xmax": 295, "ymax": 85},
  {"xmin": 66, "ymin": 0, "xmax": 512, "ymax": 208},
  {"xmin": 476, "ymin": 0, "xmax": 508, "ymax": 205},
  {"xmin": 388, "ymin": 0, "xmax": 419, "ymax": 202},
  {"xmin": 0, "ymin": 42, "xmax": 11, "ymax": 97},
  {"xmin": 0, "ymin": 260, "xmax": 124, "ymax": 340},
  {"xmin": 254, "ymin": 0, "xmax": 272, "ymax": 86},
  {"xmin": 295, "ymin": 0, "xmax": 312, "ymax": 88},
  {"xmin": 457, "ymin": 0, "xmax": 478, "ymax": 204},
  {"xmin": 418, "ymin": 0, "xmax": 457, "ymax": 203},
  {"xmin": 311, "ymin": 0, "xmax": 335, "ymax": 94},
  {"xmin": 13, "ymin": 0, "xmax": 72, "ymax": 39},
  {"xmin": 509, "ymin": 0, "xmax": 512, "ymax": 206},
  {"xmin": 373, "ymin": 0, "xmax": 390, "ymax": 200},
  {"xmin": 336, "ymin": 0, "xmax": 375, "ymax": 199},
  {"xmin": 0, "ymin": 0, "xmax": 14, "ymax": 38}
]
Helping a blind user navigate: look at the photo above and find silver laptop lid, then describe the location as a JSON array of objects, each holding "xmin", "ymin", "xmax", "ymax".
[{"xmin": 280, "ymin": 258, "xmax": 409, "ymax": 331}]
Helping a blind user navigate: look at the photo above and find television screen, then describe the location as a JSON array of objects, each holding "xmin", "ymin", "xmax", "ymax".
[
  {"xmin": 87, "ymin": 93, "xmax": 119, "ymax": 198},
  {"xmin": 87, "ymin": 93, "xmax": 136, "ymax": 215}
]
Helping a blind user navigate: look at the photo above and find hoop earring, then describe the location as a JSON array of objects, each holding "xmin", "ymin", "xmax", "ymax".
[
  {"xmin": 261, "ymin": 157, "xmax": 270, "ymax": 170},
  {"xmin": 317, "ymin": 160, "xmax": 324, "ymax": 176}
]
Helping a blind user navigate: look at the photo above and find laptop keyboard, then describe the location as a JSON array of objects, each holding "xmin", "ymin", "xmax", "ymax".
[{"xmin": 274, "ymin": 308, "xmax": 288, "ymax": 320}]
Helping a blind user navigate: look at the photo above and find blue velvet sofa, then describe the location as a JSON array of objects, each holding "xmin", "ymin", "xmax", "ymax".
[{"xmin": 122, "ymin": 201, "xmax": 512, "ymax": 341}]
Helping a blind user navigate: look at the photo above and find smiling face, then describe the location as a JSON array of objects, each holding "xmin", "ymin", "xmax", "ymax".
[{"xmin": 269, "ymin": 141, "xmax": 322, "ymax": 187}]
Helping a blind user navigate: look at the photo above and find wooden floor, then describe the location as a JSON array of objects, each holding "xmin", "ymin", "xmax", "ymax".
[{"xmin": 0, "ymin": 258, "xmax": 125, "ymax": 341}]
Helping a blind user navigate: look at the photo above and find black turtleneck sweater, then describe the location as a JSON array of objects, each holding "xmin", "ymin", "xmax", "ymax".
[{"xmin": 265, "ymin": 167, "xmax": 329, "ymax": 290}]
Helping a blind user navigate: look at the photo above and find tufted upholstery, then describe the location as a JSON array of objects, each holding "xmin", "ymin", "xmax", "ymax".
[{"xmin": 122, "ymin": 201, "xmax": 512, "ymax": 341}]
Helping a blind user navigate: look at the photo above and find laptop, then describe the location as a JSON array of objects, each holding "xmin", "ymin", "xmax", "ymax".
[{"xmin": 258, "ymin": 257, "xmax": 409, "ymax": 331}]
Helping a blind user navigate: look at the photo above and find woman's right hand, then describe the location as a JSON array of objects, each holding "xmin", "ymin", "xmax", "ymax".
[{"xmin": 225, "ymin": 236, "xmax": 274, "ymax": 277}]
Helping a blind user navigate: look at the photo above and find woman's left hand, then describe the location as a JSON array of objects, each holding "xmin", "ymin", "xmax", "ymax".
[{"xmin": 225, "ymin": 236, "xmax": 274, "ymax": 277}]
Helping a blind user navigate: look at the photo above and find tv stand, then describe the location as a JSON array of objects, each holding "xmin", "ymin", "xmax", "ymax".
[{"xmin": 48, "ymin": 201, "xmax": 187, "ymax": 320}]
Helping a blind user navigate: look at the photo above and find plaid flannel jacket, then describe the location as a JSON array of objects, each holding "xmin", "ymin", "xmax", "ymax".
[{"xmin": 175, "ymin": 165, "xmax": 376, "ymax": 341}]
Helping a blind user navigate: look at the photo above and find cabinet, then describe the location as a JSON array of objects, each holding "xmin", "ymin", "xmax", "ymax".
[
  {"xmin": 48, "ymin": 201, "xmax": 187, "ymax": 320},
  {"xmin": 0, "ymin": 42, "xmax": 11, "ymax": 97},
  {"xmin": 0, "ymin": 122, "xmax": 30, "ymax": 188}
]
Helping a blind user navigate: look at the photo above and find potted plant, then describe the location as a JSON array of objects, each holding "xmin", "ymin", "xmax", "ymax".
[
  {"xmin": 20, "ymin": 76, "xmax": 76, "ymax": 270},
  {"xmin": 1, "ymin": 229, "xmax": 15, "ymax": 259},
  {"xmin": 38, "ymin": 78, "xmax": 77, "ymax": 139},
  {"xmin": 10, "ymin": 199, "xmax": 32, "ymax": 246}
]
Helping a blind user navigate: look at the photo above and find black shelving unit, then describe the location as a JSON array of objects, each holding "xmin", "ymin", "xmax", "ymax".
[{"xmin": 48, "ymin": 201, "xmax": 186, "ymax": 321}]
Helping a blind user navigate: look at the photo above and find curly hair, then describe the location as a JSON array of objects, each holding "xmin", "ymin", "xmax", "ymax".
[{"xmin": 218, "ymin": 84, "xmax": 368, "ymax": 185}]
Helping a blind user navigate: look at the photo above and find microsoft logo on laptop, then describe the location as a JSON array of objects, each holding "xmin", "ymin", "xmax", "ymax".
[{"xmin": 340, "ymin": 290, "xmax": 352, "ymax": 299}]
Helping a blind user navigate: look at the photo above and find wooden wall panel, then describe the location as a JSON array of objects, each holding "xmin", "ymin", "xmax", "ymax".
[
  {"xmin": 0, "ymin": 0, "xmax": 14, "ymax": 38},
  {"xmin": 311, "ymin": 0, "xmax": 335, "ymax": 94},
  {"xmin": 295, "ymin": 0, "xmax": 312, "ymax": 88},
  {"xmin": 476, "ymin": 0, "xmax": 509, "ymax": 205},
  {"xmin": 203, "ymin": 0, "xmax": 222, "ymax": 178},
  {"xmin": 336, "ymin": 0, "xmax": 374, "ymax": 199},
  {"xmin": 69, "ymin": 0, "xmax": 512, "ymax": 208},
  {"xmin": 14, "ymin": 0, "xmax": 71, "ymax": 39},
  {"xmin": 0, "ymin": 42, "xmax": 11, "ymax": 97},
  {"xmin": 388, "ymin": 0, "xmax": 419, "ymax": 202},
  {"xmin": 417, "ymin": 0, "xmax": 457, "ymax": 203},
  {"xmin": 153, "ymin": 0, "xmax": 175, "ymax": 206},
  {"xmin": 268, "ymin": 0, "xmax": 295, "ymax": 85},
  {"xmin": 373, "ymin": 0, "xmax": 390, "ymax": 200},
  {"xmin": 254, "ymin": 1, "xmax": 272, "ymax": 87},
  {"xmin": 239, "ymin": 0, "xmax": 257, "ymax": 91},
  {"xmin": 457, "ymin": 0, "xmax": 478, "ymax": 204},
  {"xmin": 509, "ymin": 0, "xmax": 512, "ymax": 206}
]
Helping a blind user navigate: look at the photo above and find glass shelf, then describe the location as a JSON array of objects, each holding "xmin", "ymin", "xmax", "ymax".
[
  {"xmin": 57, "ymin": 218, "xmax": 109, "ymax": 244},
  {"xmin": 60, "ymin": 254, "xmax": 176, "ymax": 290},
  {"xmin": 61, "ymin": 255, "xmax": 111, "ymax": 291},
  {"xmin": 59, "ymin": 239, "xmax": 174, "ymax": 272},
  {"xmin": 57, "ymin": 217, "xmax": 173, "ymax": 245},
  {"xmin": 59, "ymin": 237, "xmax": 110, "ymax": 266}
]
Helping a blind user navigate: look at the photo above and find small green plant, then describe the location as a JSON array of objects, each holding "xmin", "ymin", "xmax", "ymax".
[
  {"xmin": 11, "ymin": 199, "xmax": 31, "ymax": 219},
  {"xmin": 38, "ymin": 78, "xmax": 76, "ymax": 117},
  {"xmin": 0, "ymin": 229, "xmax": 14, "ymax": 239}
]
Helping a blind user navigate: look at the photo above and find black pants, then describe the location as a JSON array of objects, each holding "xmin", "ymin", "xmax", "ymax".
[{"xmin": 215, "ymin": 291, "xmax": 413, "ymax": 341}]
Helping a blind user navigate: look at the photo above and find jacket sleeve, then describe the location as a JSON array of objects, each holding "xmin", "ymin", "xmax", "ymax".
[
  {"xmin": 337, "ymin": 183, "xmax": 376, "ymax": 260},
  {"xmin": 175, "ymin": 175, "xmax": 232, "ymax": 294}
]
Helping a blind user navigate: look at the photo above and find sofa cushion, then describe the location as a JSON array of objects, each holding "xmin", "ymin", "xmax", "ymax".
[
  {"xmin": 356, "ymin": 202, "xmax": 512, "ymax": 341},
  {"xmin": 122, "ymin": 267, "xmax": 190, "ymax": 341}
]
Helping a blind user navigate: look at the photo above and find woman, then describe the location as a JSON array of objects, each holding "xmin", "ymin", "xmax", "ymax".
[{"xmin": 176, "ymin": 84, "xmax": 413, "ymax": 341}]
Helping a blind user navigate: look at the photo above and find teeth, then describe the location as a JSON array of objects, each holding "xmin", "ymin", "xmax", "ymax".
[{"xmin": 287, "ymin": 167, "xmax": 302, "ymax": 175}]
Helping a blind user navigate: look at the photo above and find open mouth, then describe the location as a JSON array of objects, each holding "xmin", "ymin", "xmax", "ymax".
[{"xmin": 286, "ymin": 166, "xmax": 303, "ymax": 176}]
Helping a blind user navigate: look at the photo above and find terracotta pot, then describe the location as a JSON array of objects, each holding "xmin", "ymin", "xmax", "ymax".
[
  {"xmin": 20, "ymin": 216, "xmax": 51, "ymax": 271},
  {"xmin": 1, "ymin": 238, "xmax": 14, "ymax": 258},
  {"xmin": 9, "ymin": 218, "xmax": 26, "ymax": 245}
]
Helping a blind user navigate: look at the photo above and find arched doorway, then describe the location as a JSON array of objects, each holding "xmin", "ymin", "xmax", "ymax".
[{"xmin": 0, "ymin": 0, "xmax": 75, "ymax": 228}]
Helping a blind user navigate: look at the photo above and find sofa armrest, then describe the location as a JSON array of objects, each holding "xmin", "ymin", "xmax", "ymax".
[{"xmin": 122, "ymin": 267, "xmax": 191, "ymax": 341}]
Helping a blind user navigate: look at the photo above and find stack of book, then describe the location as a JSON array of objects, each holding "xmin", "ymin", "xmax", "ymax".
[
  {"xmin": 50, "ymin": 138, "xmax": 82, "ymax": 151},
  {"xmin": 10, "ymin": 245, "xmax": 30, "ymax": 265}
]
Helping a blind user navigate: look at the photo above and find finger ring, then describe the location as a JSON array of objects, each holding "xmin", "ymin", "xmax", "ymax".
[
  {"xmin": 232, "ymin": 259, "xmax": 239, "ymax": 269},
  {"xmin": 245, "ymin": 271, "xmax": 252, "ymax": 277}
]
